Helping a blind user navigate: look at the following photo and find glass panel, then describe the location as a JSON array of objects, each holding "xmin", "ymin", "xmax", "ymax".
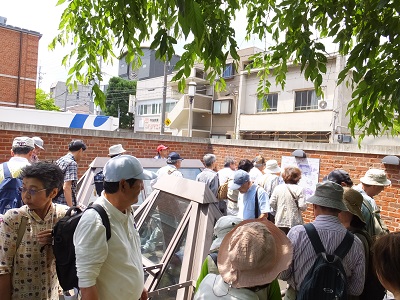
[
  {"xmin": 220, "ymin": 100, "xmax": 230, "ymax": 114},
  {"xmin": 138, "ymin": 167, "xmax": 202, "ymax": 204},
  {"xmin": 151, "ymin": 227, "xmax": 188, "ymax": 300},
  {"xmin": 213, "ymin": 101, "xmax": 221, "ymax": 114},
  {"xmin": 139, "ymin": 194, "xmax": 189, "ymax": 264},
  {"xmin": 295, "ymin": 90, "xmax": 319, "ymax": 110}
]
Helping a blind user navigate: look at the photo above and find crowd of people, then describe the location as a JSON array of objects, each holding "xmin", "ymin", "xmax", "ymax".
[{"xmin": 0, "ymin": 136, "xmax": 399, "ymax": 300}]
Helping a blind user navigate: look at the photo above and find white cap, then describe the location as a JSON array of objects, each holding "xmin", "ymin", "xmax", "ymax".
[
  {"xmin": 32, "ymin": 137, "xmax": 45, "ymax": 150},
  {"xmin": 12, "ymin": 137, "xmax": 34, "ymax": 149}
]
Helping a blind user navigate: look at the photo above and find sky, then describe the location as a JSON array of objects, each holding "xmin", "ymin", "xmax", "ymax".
[{"xmin": 2, "ymin": 1, "xmax": 268, "ymax": 93}]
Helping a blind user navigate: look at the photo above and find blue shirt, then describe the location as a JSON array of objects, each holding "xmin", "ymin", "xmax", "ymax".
[{"xmin": 238, "ymin": 184, "xmax": 270, "ymax": 219}]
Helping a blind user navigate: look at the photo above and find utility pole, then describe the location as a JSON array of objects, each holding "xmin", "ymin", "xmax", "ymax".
[
  {"xmin": 160, "ymin": 60, "xmax": 168, "ymax": 134},
  {"xmin": 64, "ymin": 86, "xmax": 68, "ymax": 112}
]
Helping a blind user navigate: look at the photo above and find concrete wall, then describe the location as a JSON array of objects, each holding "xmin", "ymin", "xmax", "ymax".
[
  {"xmin": 1, "ymin": 121, "xmax": 400, "ymax": 231},
  {"xmin": 0, "ymin": 25, "xmax": 41, "ymax": 108}
]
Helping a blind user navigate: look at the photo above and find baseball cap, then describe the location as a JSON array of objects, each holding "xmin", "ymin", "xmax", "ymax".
[
  {"xmin": 32, "ymin": 137, "xmax": 45, "ymax": 150},
  {"xmin": 12, "ymin": 137, "xmax": 34, "ymax": 149},
  {"xmin": 157, "ymin": 144, "xmax": 168, "ymax": 152},
  {"xmin": 323, "ymin": 169, "xmax": 353, "ymax": 186},
  {"xmin": 167, "ymin": 152, "xmax": 183, "ymax": 163},
  {"xmin": 69, "ymin": 140, "xmax": 87, "ymax": 152},
  {"xmin": 229, "ymin": 170, "xmax": 250, "ymax": 190},
  {"xmin": 103, "ymin": 155, "xmax": 157, "ymax": 182}
]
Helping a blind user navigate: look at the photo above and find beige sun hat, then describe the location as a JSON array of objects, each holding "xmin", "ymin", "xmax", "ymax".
[
  {"xmin": 360, "ymin": 169, "xmax": 391, "ymax": 186},
  {"xmin": 342, "ymin": 187, "xmax": 365, "ymax": 224},
  {"xmin": 218, "ymin": 219, "xmax": 293, "ymax": 288}
]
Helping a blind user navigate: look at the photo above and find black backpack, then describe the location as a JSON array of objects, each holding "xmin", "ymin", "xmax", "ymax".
[
  {"xmin": 297, "ymin": 223, "xmax": 354, "ymax": 300},
  {"xmin": 0, "ymin": 162, "xmax": 23, "ymax": 215},
  {"xmin": 52, "ymin": 204, "xmax": 111, "ymax": 291}
]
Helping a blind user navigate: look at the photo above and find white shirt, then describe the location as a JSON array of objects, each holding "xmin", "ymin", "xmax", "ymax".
[
  {"xmin": 151, "ymin": 164, "xmax": 183, "ymax": 187},
  {"xmin": 217, "ymin": 167, "xmax": 234, "ymax": 185},
  {"xmin": 249, "ymin": 167, "xmax": 263, "ymax": 182},
  {"xmin": 0, "ymin": 156, "xmax": 31, "ymax": 181},
  {"xmin": 74, "ymin": 196, "xmax": 144, "ymax": 300}
]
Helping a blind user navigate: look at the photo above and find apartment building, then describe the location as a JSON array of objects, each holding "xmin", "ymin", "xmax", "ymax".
[
  {"xmin": 49, "ymin": 81, "xmax": 93, "ymax": 113},
  {"xmin": 0, "ymin": 16, "xmax": 41, "ymax": 108}
]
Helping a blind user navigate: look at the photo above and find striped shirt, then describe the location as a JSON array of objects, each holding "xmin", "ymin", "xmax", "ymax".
[{"xmin": 279, "ymin": 215, "xmax": 365, "ymax": 296}]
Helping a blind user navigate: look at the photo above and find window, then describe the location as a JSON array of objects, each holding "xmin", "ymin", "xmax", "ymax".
[
  {"xmin": 138, "ymin": 103, "xmax": 162, "ymax": 115},
  {"xmin": 295, "ymin": 90, "xmax": 320, "ymax": 110},
  {"xmin": 222, "ymin": 63, "xmax": 235, "ymax": 79},
  {"xmin": 257, "ymin": 93, "xmax": 278, "ymax": 112},
  {"xmin": 165, "ymin": 102, "xmax": 177, "ymax": 113},
  {"xmin": 212, "ymin": 99, "xmax": 232, "ymax": 114}
]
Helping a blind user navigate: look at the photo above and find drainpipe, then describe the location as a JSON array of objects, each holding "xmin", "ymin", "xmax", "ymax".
[{"xmin": 16, "ymin": 31, "xmax": 23, "ymax": 107}]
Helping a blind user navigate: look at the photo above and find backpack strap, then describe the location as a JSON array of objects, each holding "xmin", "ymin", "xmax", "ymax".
[
  {"xmin": 89, "ymin": 204, "xmax": 111, "ymax": 240},
  {"xmin": 304, "ymin": 223, "xmax": 326, "ymax": 254},
  {"xmin": 3, "ymin": 162, "xmax": 11, "ymax": 178},
  {"xmin": 334, "ymin": 230, "xmax": 354, "ymax": 259},
  {"xmin": 209, "ymin": 252, "xmax": 218, "ymax": 266},
  {"xmin": 254, "ymin": 186, "xmax": 260, "ymax": 218}
]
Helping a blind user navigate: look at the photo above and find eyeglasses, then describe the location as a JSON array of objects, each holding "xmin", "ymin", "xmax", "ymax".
[{"xmin": 19, "ymin": 187, "xmax": 47, "ymax": 196}]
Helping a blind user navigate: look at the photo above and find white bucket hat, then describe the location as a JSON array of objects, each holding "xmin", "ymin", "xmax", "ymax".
[
  {"xmin": 265, "ymin": 160, "xmax": 281, "ymax": 173},
  {"xmin": 108, "ymin": 144, "xmax": 126, "ymax": 157},
  {"xmin": 360, "ymin": 169, "xmax": 391, "ymax": 186}
]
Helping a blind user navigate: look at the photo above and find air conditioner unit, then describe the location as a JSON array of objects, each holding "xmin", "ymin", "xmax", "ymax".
[
  {"xmin": 318, "ymin": 99, "xmax": 328, "ymax": 110},
  {"xmin": 337, "ymin": 134, "xmax": 352, "ymax": 143}
]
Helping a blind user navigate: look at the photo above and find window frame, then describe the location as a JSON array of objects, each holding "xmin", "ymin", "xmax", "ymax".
[
  {"xmin": 257, "ymin": 93, "xmax": 278, "ymax": 112},
  {"xmin": 212, "ymin": 99, "xmax": 232, "ymax": 115},
  {"xmin": 294, "ymin": 89, "xmax": 320, "ymax": 111}
]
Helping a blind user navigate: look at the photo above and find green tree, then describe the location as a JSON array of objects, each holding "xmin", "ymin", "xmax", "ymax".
[
  {"xmin": 51, "ymin": 0, "xmax": 400, "ymax": 141},
  {"xmin": 35, "ymin": 88, "xmax": 61, "ymax": 111},
  {"xmin": 104, "ymin": 77, "xmax": 136, "ymax": 129}
]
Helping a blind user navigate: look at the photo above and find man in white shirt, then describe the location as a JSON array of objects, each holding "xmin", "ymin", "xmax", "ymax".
[
  {"xmin": 151, "ymin": 152, "xmax": 183, "ymax": 187},
  {"xmin": 74, "ymin": 155, "xmax": 157, "ymax": 300},
  {"xmin": 249, "ymin": 155, "xmax": 265, "ymax": 182}
]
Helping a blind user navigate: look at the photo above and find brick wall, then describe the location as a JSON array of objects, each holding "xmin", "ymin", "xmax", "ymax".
[
  {"xmin": 0, "ymin": 26, "xmax": 40, "ymax": 107},
  {"xmin": 1, "ymin": 125, "xmax": 399, "ymax": 231}
]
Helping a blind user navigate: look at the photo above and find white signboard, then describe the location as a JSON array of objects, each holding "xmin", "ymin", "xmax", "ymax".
[{"xmin": 281, "ymin": 156, "xmax": 320, "ymax": 200}]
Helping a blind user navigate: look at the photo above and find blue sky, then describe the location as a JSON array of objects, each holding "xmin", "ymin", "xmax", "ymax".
[{"xmin": 2, "ymin": 1, "xmax": 267, "ymax": 92}]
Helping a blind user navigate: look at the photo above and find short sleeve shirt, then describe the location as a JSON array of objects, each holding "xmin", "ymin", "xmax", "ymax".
[
  {"xmin": 0, "ymin": 204, "xmax": 69, "ymax": 300},
  {"xmin": 54, "ymin": 153, "xmax": 78, "ymax": 206},
  {"xmin": 238, "ymin": 184, "xmax": 270, "ymax": 220}
]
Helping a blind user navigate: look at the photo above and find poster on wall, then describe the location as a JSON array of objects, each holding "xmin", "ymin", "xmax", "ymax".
[{"xmin": 281, "ymin": 156, "xmax": 320, "ymax": 200}]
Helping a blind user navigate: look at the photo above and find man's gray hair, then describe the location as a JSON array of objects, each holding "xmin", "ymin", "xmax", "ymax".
[
  {"xmin": 203, "ymin": 153, "xmax": 216, "ymax": 167},
  {"xmin": 224, "ymin": 156, "xmax": 235, "ymax": 167}
]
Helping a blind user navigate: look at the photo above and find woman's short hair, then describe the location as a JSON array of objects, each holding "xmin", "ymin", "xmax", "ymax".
[
  {"xmin": 373, "ymin": 233, "xmax": 400, "ymax": 293},
  {"xmin": 20, "ymin": 162, "xmax": 64, "ymax": 196},
  {"xmin": 282, "ymin": 167, "xmax": 302, "ymax": 184}
]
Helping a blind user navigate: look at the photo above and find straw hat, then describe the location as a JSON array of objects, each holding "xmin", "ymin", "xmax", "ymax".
[
  {"xmin": 218, "ymin": 219, "xmax": 293, "ymax": 288},
  {"xmin": 360, "ymin": 169, "xmax": 391, "ymax": 186},
  {"xmin": 307, "ymin": 181, "xmax": 348, "ymax": 211},
  {"xmin": 342, "ymin": 187, "xmax": 365, "ymax": 223}
]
